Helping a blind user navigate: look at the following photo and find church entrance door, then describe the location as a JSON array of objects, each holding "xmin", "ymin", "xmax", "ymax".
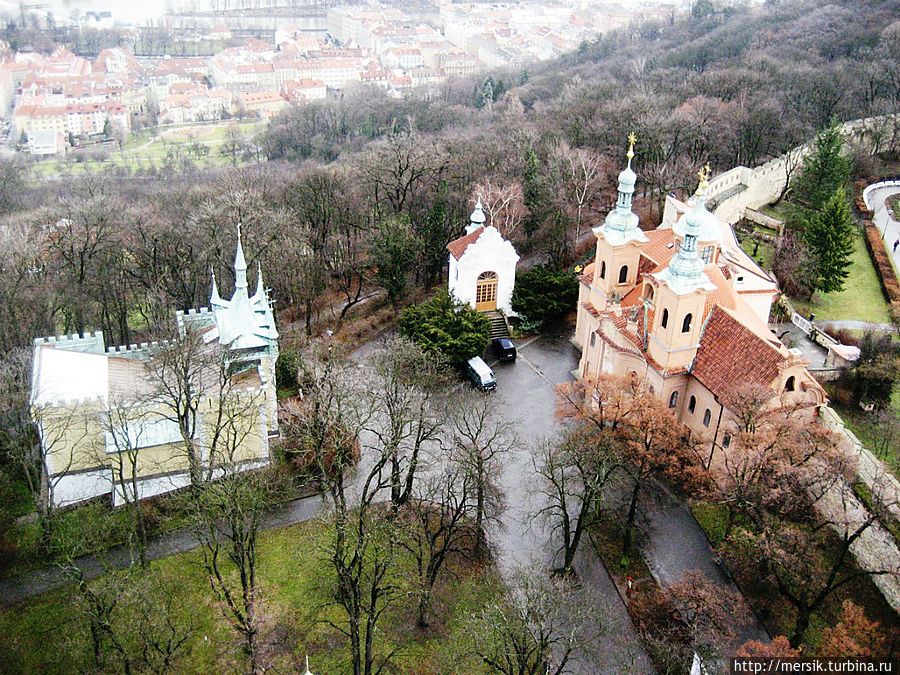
[{"xmin": 476, "ymin": 271, "xmax": 498, "ymax": 311}]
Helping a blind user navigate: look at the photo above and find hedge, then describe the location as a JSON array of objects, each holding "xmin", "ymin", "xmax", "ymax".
[{"xmin": 862, "ymin": 221, "xmax": 900, "ymax": 324}]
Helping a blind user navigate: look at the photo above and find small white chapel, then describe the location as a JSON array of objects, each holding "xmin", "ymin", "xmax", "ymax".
[{"xmin": 446, "ymin": 200, "xmax": 520, "ymax": 314}]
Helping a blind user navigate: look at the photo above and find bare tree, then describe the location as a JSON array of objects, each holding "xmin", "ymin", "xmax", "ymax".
[
  {"xmin": 534, "ymin": 425, "xmax": 621, "ymax": 576},
  {"xmin": 400, "ymin": 464, "xmax": 475, "ymax": 628},
  {"xmin": 62, "ymin": 561, "xmax": 193, "ymax": 674},
  {"xmin": 144, "ymin": 330, "xmax": 264, "ymax": 490},
  {"xmin": 298, "ymin": 344, "xmax": 400, "ymax": 675},
  {"xmin": 557, "ymin": 375, "xmax": 701, "ymax": 552},
  {"xmin": 367, "ymin": 337, "xmax": 446, "ymax": 509},
  {"xmin": 552, "ymin": 142, "xmax": 610, "ymax": 244},
  {"xmin": 473, "ymin": 178, "xmax": 527, "ymax": 238},
  {"xmin": 664, "ymin": 570, "xmax": 750, "ymax": 667},
  {"xmin": 449, "ymin": 391, "xmax": 516, "ymax": 559},
  {"xmin": 466, "ymin": 567, "xmax": 611, "ymax": 675},
  {"xmin": 188, "ymin": 467, "xmax": 286, "ymax": 674},
  {"xmin": 96, "ymin": 402, "xmax": 152, "ymax": 566},
  {"xmin": 719, "ymin": 417, "xmax": 899, "ymax": 646}
]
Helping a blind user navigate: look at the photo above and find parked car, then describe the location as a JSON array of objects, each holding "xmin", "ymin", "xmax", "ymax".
[
  {"xmin": 466, "ymin": 356, "xmax": 497, "ymax": 391},
  {"xmin": 491, "ymin": 337, "xmax": 517, "ymax": 362}
]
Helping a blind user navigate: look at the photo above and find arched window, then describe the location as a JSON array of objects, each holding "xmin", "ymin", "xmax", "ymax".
[
  {"xmin": 643, "ymin": 285, "xmax": 654, "ymax": 302},
  {"xmin": 688, "ymin": 395, "xmax": 696, "ymax": 414},
  {"xmin": 599, "ymin": 261, "xmax": 606, "ymax": 279},
  {"xmin": 785, "ymin": 375, "xmax": 795, "ymax": 392},
  {"xmin": 668, "ymin": 391, "xmax": 678, "ymax": 408},
  {"xmin": 661, "ymin": 309, "xmax": 669, "ymax": 329},
  {"xmin": 649, "ymin": 385, "xmax": 655, "ymax": 395},
  {"xmin": 723, "ymin": 433, "xmax": 732, "ymax": 449},
  {"xmin": 618, "ymin": 265, "xmax": 628, "ymax": 284},
  {"xmin": 702, "ymin": 409, "xmax": 711, "ymax": 427},
  {"xmin": 681, "ymin": 313, "xmax": 693, "ymax": 333},
  {"xmin": 700, "ymin": 246, "xmax": 714, "ymax": 263}
]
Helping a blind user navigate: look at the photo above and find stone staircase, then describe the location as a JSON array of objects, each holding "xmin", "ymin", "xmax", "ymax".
[{"xmin": 485, "ymin": 311, "xmax": 509, "ymax": 339}]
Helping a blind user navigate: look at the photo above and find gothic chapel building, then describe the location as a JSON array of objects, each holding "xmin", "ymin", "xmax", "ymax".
[{"xmin": 573, "ymin": 140, "xmax": 825, "ymax": 446}]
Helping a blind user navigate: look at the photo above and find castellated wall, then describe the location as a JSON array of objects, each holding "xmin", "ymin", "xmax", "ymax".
[{"xmin": 705, "ymin": 114, "xmax": 900, "ymax": 225}]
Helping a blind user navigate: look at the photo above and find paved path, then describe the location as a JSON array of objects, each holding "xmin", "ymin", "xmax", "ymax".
[
  {"xmin": 485, "ymin": 326, "xmax": 653, "ymax": 673},
  {"xmin": 865, "ymin": 183, "xmax": 900, "ymax": 270},
  {"xmin": 639, "ymin": 482, "xmax": 770, "ymax": 646},
  {"xmin": 0, "ymin": 494, "xmax": 324, "ymax": 606}
]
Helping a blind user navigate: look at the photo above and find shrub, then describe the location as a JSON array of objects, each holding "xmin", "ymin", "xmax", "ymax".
[
  {"xmin": 511, "ymin": 265, "xmax": 579, "ymax": 328},
  {"xmin": 275, "ymin": 347, "xmax": 301, "ymax": 393},
  {"xmin": 398, "ymin": 291, "xmax": 490, "ymax": 365}
]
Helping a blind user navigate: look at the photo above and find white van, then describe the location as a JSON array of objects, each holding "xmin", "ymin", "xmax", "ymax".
[{"xmin": 466, "ymin": 356, "xmax": 497, "ymax": 391}]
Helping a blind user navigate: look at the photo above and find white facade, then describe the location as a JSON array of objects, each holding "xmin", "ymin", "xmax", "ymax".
[{"xmin": 447, "ymin": 202, "xmax": 519, "ymax": 315}]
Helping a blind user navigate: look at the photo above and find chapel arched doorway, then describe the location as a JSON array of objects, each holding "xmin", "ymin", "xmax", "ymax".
[{"xmin": 475, "ymin": 271, "xmax": 498, "ymax": 311}]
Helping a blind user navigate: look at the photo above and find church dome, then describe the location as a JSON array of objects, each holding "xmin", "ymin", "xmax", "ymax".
[
  {"xmin": 673, "ymin": 180, "xmax": 720, "ymax": 244},
  {"xmin": 617, "ymin": 163, "xmax": 637, "ymax": 189}
]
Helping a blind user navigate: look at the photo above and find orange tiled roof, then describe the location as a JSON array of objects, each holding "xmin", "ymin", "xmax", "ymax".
[
  {"xmin": 640, "ymin": 228, "xmax": 677, "ymax": 267},
  {"xmin": 447, "ymin": 227, "xmax": 484, "ymax": 260},
  {"xmin": 691, "ymin": 306, "xmax": 783, "ymax": 399}
]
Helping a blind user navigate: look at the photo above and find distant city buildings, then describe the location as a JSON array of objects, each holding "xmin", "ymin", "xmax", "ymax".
[{"xmin": 0, "ymin": 1, "xmax": 687, "ymax": 156}]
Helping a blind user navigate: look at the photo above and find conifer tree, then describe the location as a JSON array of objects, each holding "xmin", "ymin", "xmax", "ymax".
[
  {"xmin": 804, "ymin": 189, "xmax": 855, "ymax": 294},
  {"xmin": 791, "ymin": 121, "xmax": 851, "ymax": 210}
]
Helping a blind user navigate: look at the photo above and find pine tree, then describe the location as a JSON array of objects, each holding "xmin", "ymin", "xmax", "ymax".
[
  {"xmin": 791, "ymin": 121, "xmax": 851, "ymax": 210},
  {"xmin": 804, "ymin": 189, "xmax": 855, "ymax": 294}
]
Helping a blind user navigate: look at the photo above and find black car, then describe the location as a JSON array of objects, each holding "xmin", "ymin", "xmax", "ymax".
[{"xmin": 491, "ymin": 337, "xmax": 517, "ymax": 361}]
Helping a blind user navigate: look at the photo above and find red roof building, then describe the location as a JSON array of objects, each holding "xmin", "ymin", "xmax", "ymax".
[{"xmin": 574, "ymin": 144, "xmax": 826, "ymax": 454}]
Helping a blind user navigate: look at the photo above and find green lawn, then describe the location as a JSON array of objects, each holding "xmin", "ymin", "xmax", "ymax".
[
  {"xmin": 0, "ymin": 517, "xmax": 504, "ymax": 674},
  {"xmin": 28, "ymin": 120, "xmax": 265, "ymax": 178},
  {"xmin": 790, "ymin": 234, "xmax": 892, "ymax": 324}
]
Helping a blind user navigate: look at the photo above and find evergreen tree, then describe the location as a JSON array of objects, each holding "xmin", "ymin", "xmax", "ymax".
[
  {"xmin": 692, "ymin": 0, "xmax": 715, "ymax": 19},
  {"xmin": 791, "ymin": 121, "xmax": 851, "ymax": 210},
  {"xmin": 511, "ymin": 265, "xmax": 579, "ymax": 328},
  {"xmin": 803, "ymin": 189, "xmax": 855, "ymax": 294},
  {"xmin": 476, "ymin": 77, "xmax": 495, "ymax": 109},
  {"xmin": 369, "ymin": 216, "xmax": 422, "ymax": 307},
  {"xmin": 522, "ymin": 146, "xmax": 546, "ymax": 238},
  {"xmin": 398, "ymin": 291, "xmax": 490, "ymax": 365}
]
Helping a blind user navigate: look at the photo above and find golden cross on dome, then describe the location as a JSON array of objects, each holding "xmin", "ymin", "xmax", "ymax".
[
  {"xmin": 697, "ymin": 164, "xmax": 711, "ymax": 183},
  {"xmin": 627, "ymin": 132, "xmax": 637, "ymax": 155}
]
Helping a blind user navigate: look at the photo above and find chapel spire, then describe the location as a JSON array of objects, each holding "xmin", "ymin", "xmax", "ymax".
[
  {"xmin": 465, "ymin": 198, "xmax": 486, "ymax": 235},
  {"xmin": 234, "ymin": 222, "xmax": 248, "ymax": 293}
]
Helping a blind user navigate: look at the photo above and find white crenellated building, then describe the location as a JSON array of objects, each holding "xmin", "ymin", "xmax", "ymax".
[
  {"xmin": 31, "ymin": 227, "xmax": 279, "ymax": 508},
  {"xmin": 447, "ymin": 201, "xmax": 520, "ymax": 315}
]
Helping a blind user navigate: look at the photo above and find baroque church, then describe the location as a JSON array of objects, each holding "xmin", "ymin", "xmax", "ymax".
[
  {"xmin": 31, "ymin": 228, "xmax": 278, "ymax": 508},
  {"xmin": 573, "ymin": 138, "xmax": 825, "ymax": 447}
]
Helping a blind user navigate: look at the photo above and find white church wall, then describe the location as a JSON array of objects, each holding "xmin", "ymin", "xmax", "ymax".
[{"xmin": 448, "ymin": 225, "xmax": 519, "ymax": 315}]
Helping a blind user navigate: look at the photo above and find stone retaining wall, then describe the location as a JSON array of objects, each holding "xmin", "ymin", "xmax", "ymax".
[{"xmin": 707, "ymin": 115, "xmax": 900, "ymax": 227}]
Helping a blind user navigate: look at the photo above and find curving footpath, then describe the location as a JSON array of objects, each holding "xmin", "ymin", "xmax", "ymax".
[{"xmin": 863, "ymin": 181, "xmax": 900, "ymax": 270}]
